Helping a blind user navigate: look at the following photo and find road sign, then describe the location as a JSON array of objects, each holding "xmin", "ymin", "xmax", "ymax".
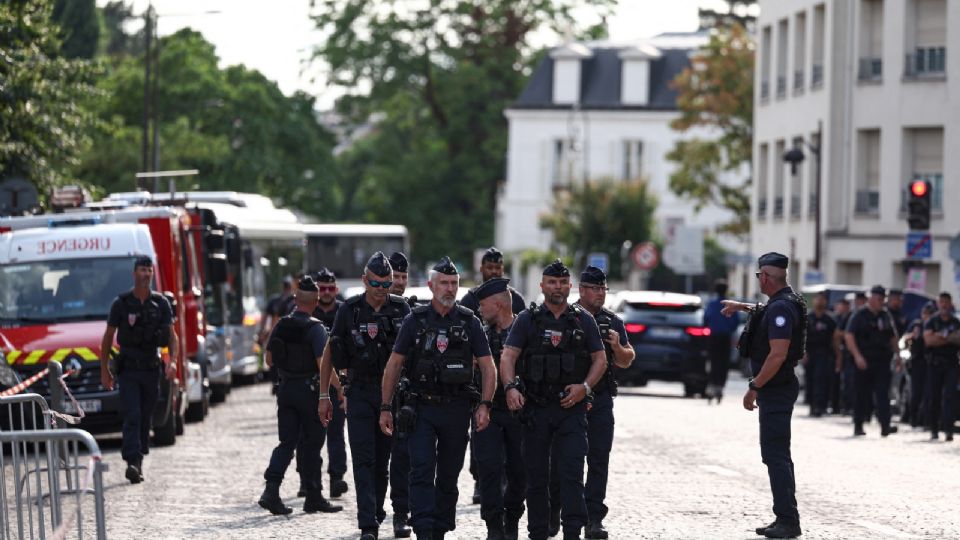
[
  {"xmin": 587, "ymin": 252, "xmax": 609, "ymax": 274},
  {"xmin": 631, "ymin": 242, "xmax": 659, "ymax": 271},
  {"xmin": 906, "ymin": 267, "xmax": 927, "ymax": 290},
  {"xmin": 906, "ymin": 232, "xmax": 932, "ymax": 259},
  {"xmin": 804, "ymin": 270, "xmax": 825, "ymax": 285},
  {"xmin": 663, "ymin": 226, "xmax": 704, "ymax": 275}
]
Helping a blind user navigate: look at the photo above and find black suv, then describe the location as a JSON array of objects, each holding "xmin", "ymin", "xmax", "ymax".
[{"xmin": 612, "ymin": 291, "xmax": 711, "ymax": 397}]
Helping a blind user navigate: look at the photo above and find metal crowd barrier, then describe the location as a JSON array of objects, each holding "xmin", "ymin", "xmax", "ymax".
[{"xmin": 0, "ymin": 394, "xmax": 107, "ymax": 540}]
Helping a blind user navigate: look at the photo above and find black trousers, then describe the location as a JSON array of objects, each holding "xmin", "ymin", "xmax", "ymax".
[
  {"xmin": 264, "ymin": 377, "xmax": 324, "ymax": 492},
  {"xmin": 757, "ymin": 377, "xmax": 800, "ymax": 527},
  {"xmin": 708, "ymin": 334, "xmax": 732, "ymax": 391},
  {"xmin": 118, "ymin": 367, "xmax": 160, "ymax": 464},
  {"xmin": 346, "ymin": 383, "xmax": 392, "ymax": 530},
  {"xmin": 925, "ymin": 358, "xmax": 957, "ymax": 435},
  {"xmin": 808, "ymin": 348, "xmax": 833, "ymax": 412},
  {"xmin": 909, "ymin": 357, "xmax": 927, "ymax": 427},
  {"xmin": 854, "ymin": 361, "xmax": 891, "ymax": 430},
  {"xmin": 475, "ymin": 407, "xmax": 525, "ymax": 523}
]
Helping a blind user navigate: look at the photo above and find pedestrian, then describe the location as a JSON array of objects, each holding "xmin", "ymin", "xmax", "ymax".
[
  {"xmin": 318, "ymin": 252, "xmax": 411, "ymax": 539},
  {"xmin": 387, "ymin": 250, "xmax": 414, "ymax": 538},
  {"xmin": 922, "ymin": 292, "xmax": 960, "ymax": 441},
  {"xmin": 720, "ymin": 252, "xmax": 804, "ymax": 539},
  {"xmin": 844, "ymin": 285, "xmax": 899, "ymax": 437},
  {"xmin": 886, "ymin": 288, "xmax": 908, "ymax": 337},
  {"xmin": 257, "ymin": 275, "xmax": 342, "ymax": 515},
  {"xmin": 379, "ymin": 256, "xmax": 498, "ymax": 540},
  {"xmin": 100, "ymin": 255, "xmax": 179, "ymax": 485},
  {"xmin": 498, "ymin": 259, "xmax": 608, "ymax": 540},
  {"xmin": 804, "ymin": 292, "xmax": 838, "ymax": 417},
  {"xmin": 905, "ymin": 302, "xmax": 936, "ymax": 428},
  {"xmin": 703, "ymin": 279, "xmax": 739, "ymax": 404},
  {"xmin": 473, "ymin": 277, "xmax": 526, "ymax": 540},
  {"xmin": 833, "ymin": 298, "xmax": 855, "ymax": 415}
]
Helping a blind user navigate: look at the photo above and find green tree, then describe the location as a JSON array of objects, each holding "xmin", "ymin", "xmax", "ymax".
[
  {"xmin": 666, "ymin": 22, "xmax": 754, "ymax": 236},
  {"xmin": 310, "ymin": 0, "xmax": 614, "ymax": 264},
  {"xmin": 539, "ymin": 179, "xmax": 657, "ymax": 280},
  {"xmin": 52, "ymin": 0, "xmax": 99, "ymax": 59},
  {"xmin": 0, "ymin": 0, "xmax": 99, "ymax": 193}
]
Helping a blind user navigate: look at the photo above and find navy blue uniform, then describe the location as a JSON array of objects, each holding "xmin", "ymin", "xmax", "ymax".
[
  {"xmin": 923, "ymin": 314, "xmax": 960, "ymax": 437},
  {"xmin": 263, "ymin": 311, "xmax": 329, "ymax": 488},
  {"xmin": 704, "ymin": 296, "xmax": 739, "ymax": 392},
  {"xmin": 846, "ymin": 307, "xmax": 897, "ymax": 431},
  {"xmin": 331, "ymin": 294, "xmax": 411, "ymax": 531},
  {"xmin": 749, "ymin": 286, "xmax": 804, "ymax": 530},
  {"xmin": 506, "ymin": 304, "xmax": 604, "ymax": 540},
  {"xmin": 393, "ymin": 302, "xmax": 491, "ymax": 535},
  {"xmin": 806, "ymin": 311, "xmax": 837, "ymax": 413},
  {"xmin": 907, "ymin": 319, "xmax": 928, "ymax": 427},
  {"xmin": 108, "ymin": 292, "xmax": 173, "ymax": 465}
]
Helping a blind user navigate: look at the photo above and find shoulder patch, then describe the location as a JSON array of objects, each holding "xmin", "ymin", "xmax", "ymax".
[{"xmin": 775, "ymin": 315, "xmax": 787, "ymax": 327}]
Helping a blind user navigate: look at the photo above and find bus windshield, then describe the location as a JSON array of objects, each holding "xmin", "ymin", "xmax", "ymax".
[
  {"xmin": 306, "ymin": 233, "xmax": 406, "ymax": 278},
  {"xmin": 0, "ymin": 257, "xmax": 138, "ymax": 324}
]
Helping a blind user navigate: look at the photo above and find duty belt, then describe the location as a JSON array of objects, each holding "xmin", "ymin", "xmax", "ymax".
[{"xmin": 278, "ymin": 370, "xmax": 318, "ymax": 380}]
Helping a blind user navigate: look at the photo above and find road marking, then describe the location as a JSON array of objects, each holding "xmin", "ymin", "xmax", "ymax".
[
  {"xmin": 698, "ymin": 464, "xmax": 741, "ymax": 477},
  {"xmin": 852, "ymin": 520, "xmax": 920, "ymax": 539}
]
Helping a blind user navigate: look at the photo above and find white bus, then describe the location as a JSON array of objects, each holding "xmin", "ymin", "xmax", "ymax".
[{"xmin": 303, "ymin": 224, "xmax": 409, "ymax": 290}]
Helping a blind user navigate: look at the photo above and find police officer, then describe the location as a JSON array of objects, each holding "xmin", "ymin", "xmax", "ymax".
[
  {"xmin": 460, "ymin": 247, "xmax": 526, "ymax": 315},
  {"xmin": 472, "ymin": 277, "xmax": 525, "ymax": 540},
  {"xmin": 258, "ymin": 275, "xmax": 342, "ymax": 515},
  {"xmin": 845, "ymin": 285, "xmax": 899, "ymax": 437},
  {"xmin": 100, "ymin": 255, "xmax": 178, "ymax": 484},
  {"xmin": 379, "ymin": 257, "xmax": 497, "ymax": 540},
  {"xmin": 886, "ymin": 288, "xmax": 908, "ymax": 337},
  {"xmin": 318, "ymin": 252, "xmax": 411, "ymax": 540},
  {"xmin": 922, "ymin": 292, "xmax": 960, "ymax": 441},
  {"xmin": 720, "ymin": 252, "xmax": 803, "ymax": 539},
  {"xmin": 499, "ymin": 260, "xmax": 607, "ymax": 540},
  {"xmin": 387, "ymin": 251, "xmax": 414, "ymax": 538},
  {"xmin": 297, "ymin": 268, "xmax": 349, "ymax": 499},
  {"xmin": 703, "ymin": 279, "xmax": 739, "ymax": 404},
  {"xmin": 905, "ymin": 302, "xmax": 936, "ymax": 428},
  {"xmin": 805, "ymin": 292, "xmax": 838, "ymax": 417},
  {"xmin": 570, "ymin": 266, "xmax": 634, "ymax": 540},
  {"xmin": 833, "ymin": 298, "xmax": 854, "ymax": 415}
]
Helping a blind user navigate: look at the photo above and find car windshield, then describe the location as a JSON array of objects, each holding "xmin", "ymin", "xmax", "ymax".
[
  {"xmin": 622, "ymin": 301, "xmax": 703, "ymax": 326},
  {"xmin": 0, "ymin": 257, "xmax": 137, "ymax": 324}
]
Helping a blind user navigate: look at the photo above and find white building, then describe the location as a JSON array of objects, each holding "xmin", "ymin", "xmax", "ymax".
[
  {"xmin": 753, "ymin": 0, "xmax": 960, "ymax": 297},
  {"xmin": 495, "ymin": 32, "xmax": 743, "ymax": 263}
]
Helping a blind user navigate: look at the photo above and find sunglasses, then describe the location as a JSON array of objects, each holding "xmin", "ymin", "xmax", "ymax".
[
  {"xmin": 581, "ymin": 284, "xmax": 609, "ymax": 292},
  {"xmin": 754, "ymin": 271, "xmax": 765, "ymax": 279},
  {"xmin": 367, "ymin": 279, "xmax": 393, "ymax": 289},
  {"xmin": 318, "ymin": 285, "xmax": 336, "ymax": 293}
]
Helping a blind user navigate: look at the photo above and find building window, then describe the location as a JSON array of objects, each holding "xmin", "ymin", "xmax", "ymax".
[
  {"xmin": 774, "ymin": 140, "xmax": 785, "ymax": 218},
  {"xmin": 855, "ymin": 129, "xmax": 881, "ymax": 215},
  {"xmin": 758, "ymin": 143, "xmax": 769, "ymax": 219},
  {"xmin": 790, "ymin": 136, "xmax": 803, "ymax": 219},
  {"xmin": 621, "ymin": 140, "xmax": 643, "ymax": 181},
  {"xmin": 776, "ymin": 18, "xmax": 789, "ymax": 99},
  {"xmin": 812, "ymin": 4, "xmax": 826, "ymax": 89},
  {"xmin": 858, "ymin": 0, "xmax": 884, "ymax": 82},
  {"xmin": 809, "ymin": 131, "xmax": 820, "ymax": 218},
  {"xmin": 761, "ymin": 25, "xmax": 772, "ymax": 102},
  {"xmin": 901, "ymin": 127, "xmax": 944, "ymax": 212},
  {"xmin": 794, "ymin": 12, "xmax": 807, "ymax": 93},
  {"xmin": 905, "ymin": 0, "xmax": 946, "ymax": 79},
  {"xmin": 551, "ymin": 139, "xmax": 572, "ymax": 188},
  {"xmin": 837, "ymin": 261, "xmax": 864, "ymax": 285}
]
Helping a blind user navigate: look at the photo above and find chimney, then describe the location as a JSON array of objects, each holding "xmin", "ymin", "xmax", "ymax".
[
  {"xmin": 619, "ymin": 43, "xmax": 662, "ymax": 106},
  {"xmin": 550, "ymin": 43, "xmax": 592, "ymax": 105}
]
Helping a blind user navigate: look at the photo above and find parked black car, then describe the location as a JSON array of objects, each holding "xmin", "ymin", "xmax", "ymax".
[{"xmin": 612, "ymin": 291, "xmax": 711, "ymax": 397}]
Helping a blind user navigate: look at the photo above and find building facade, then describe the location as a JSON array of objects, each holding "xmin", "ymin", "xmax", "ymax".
[{"xmin": 753, "ymin": 0, "xmax": 960, "ymax": 297}]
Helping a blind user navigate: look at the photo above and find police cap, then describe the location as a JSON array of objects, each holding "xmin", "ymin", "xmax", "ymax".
[
  {"xmin": 854, "ymin": 291, "xmax": 867, "ymax": 300},
  {"xmin": 314, "ymin": 267, "xmax": 336, "ymax": 283},
  {"xmin": 869, "ymin": 285, "xmax": 886, "ymax": 297},
  {"xmin": 432, "ymin": 256, "xmax": 459, "ymax": 275},
  {"xmin": 134, "ymin": 255, "xmax": 153, "ymax": 269},
  {"xmin": 474, "ymin": 277, "xmax": 510, "ymax": 301},
  {"xmin": 298, "ymin": 276, "xmax": 319, "ymax": 292},
  {"xmin": 388, "ymin": 252, "xmax": 409, "ymax": 273},
  {"xmin": 579, "ymin": 265, "xmax": 607, "ymax": 285},
  {"xmin": 888, "ymin": 288, "xmax": 903, "ymax": 296},
  {"xmin": 543, "ymin": 259, "xmax": 570, "ymax": 277},
  {"xmin": 757, "ymin": 252, "xmax": 789, "ymax": 269},
  {"xmin": 365, "ymin": 251, "xmax": 393, "ymax": 277},
  {"xmin": 481, "ymin": 247, "xmax": 503, "ymax": 264}
]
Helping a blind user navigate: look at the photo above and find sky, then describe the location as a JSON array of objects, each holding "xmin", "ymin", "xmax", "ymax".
[{"xmin": 104, "ymin": 0, "xmax": 737, "ymax": 109}]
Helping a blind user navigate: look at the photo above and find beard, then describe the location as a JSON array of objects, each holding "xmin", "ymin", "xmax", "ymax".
[
  {"xmin": 438, "ymin": 294, "xmax": 456, "ymax": 308},
  {"xmin": 545, "ymin": 291, "xmax": 567, "ymax": 306}
]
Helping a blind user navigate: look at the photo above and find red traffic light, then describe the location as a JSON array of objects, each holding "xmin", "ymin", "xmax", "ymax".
[{"xmin": 910, "ymin": 180, "xmax": 928, "ymax": 197}]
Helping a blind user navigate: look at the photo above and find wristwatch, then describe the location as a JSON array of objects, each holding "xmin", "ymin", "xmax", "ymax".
[
  {"xmin": 504, "ymin": 382, "xmax": 521, "ymax": 393},
  {"xmin": 748, "ymin": 378, "xmax": 761, "ymax": 391},
  {"xmin": 379, "ymin": 403, "xmax": 392, "ymax": 412},
  {"xmin": 582, "ymin": 381, "xmax": 593, "ymax": 396},
  {"xmin": 478, "ymin": 400, "xmax": 494, "ymax": 410}
]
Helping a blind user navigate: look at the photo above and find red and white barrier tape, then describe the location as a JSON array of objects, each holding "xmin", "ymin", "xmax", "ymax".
[
  {"xmin": 0, "ymin": 367, "xmax": 86, "ymax": 424},
  {"xmin": 0, "ymin": 367, "xmax": 49, "ymax": 397}
]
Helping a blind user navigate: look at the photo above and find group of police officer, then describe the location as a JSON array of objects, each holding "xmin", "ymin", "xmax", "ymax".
[{"xmin": 255, "ymin": 247, "xmax": 635, "ymax": 540}]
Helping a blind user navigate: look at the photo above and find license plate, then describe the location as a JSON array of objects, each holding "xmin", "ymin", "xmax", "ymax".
[
  {"xmin": 647, "ymin": 326, "xmax": 684, "ymax": 339},
  {"xmin": 63, "ymin": 399, "xmax": 101, "ymax": 414}
]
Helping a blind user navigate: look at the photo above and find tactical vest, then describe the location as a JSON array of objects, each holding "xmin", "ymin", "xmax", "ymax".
[
  {"xmin": 268, "ymin": 314, "xmax": 322, "ymax": 376},
  {"xmin": 748, "ymin": 288, "xmax": 807, "ymax": 383},
  {"xmin": 116, "ymin": 291, "xmax": 170, "ymax": 364},
  {"xmin": 590, "ymin": 308, "xmax": 619, "ymax": 396},
  {"xmin": 521, "ymin": 304, "xmax": 592, "ymax": 399},
  {"xmin": 850, "ymin": 307, "xmax": 895, "ymax": 360},
  {"xmin": 314, "ymin": 301, "xmax": 341, "ymax": 333},
  {"xmin": 331, "ymin": 294, "xmax": 407, "ymax": 383},
  {"xmin": 483, "ymin": 323, "xmax": 510, "ymax": 408},
  {"xmin": 407, "ymin": 304, "xmax": 475, "ymax": 397}
]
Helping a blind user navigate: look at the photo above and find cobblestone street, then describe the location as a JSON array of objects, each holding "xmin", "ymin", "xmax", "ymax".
[{"xmin": 98, "ymin": 375, "xmax": 960, "ymax": 539}]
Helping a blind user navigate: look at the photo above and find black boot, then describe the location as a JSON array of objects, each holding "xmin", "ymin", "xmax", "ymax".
[
  {"xmin": 880, "ymin": 425, "xmax": 898, "ymax": 437},
  {"xmin": 585, "ymin": 520, "xmax": 608, "ymax": 539},
  {"xmin": 360, "ymin": 528, "xmax": 379, "ymax": 540},
  {"xmin": 756, "ymin": 521, "xmax": 778, "ymax": 535},
  {"xmin": 413, "ymin": 530, "xmax": 432, "ymax": 540},
  {"xmin": 330, "ymin": 475, "xmax": 349, "ymax": 498},
  {"xmin": 549, "ymin": 507, "xmax": 561, "ymax": 537},
  {"xmin": 394, "ymin": 513, "xmax": 412, "ymax": 538},
  {"xmin": 258, "ymin": 482, "xmax": 292, "ymax": 515},
  {"xmin": 125, "ymin": 461, "xmax": 143, "ymax": 484},
  {"xmin": 433, "ymin": 530, "xmax": 446, "ymax": 540},
  {"xmin": 303, "ymin": 490, "xmax": 342, "ymax": 513},
  {"xmin": 485, "ymin": 517, "xmax": 506, "ymax": 540},
  {"xmin": 853, "ymin": 424, "xmax": 866, "ymax": 436},
  {"xmin": 763, "ymin": 522, "xmax": 802, "ymax": 538},
  {"xmin": 472, "ymin": 483, "xmax": 482, "ymax": 504},
  {"xmin": 503, "ymin": 515, "xmax": 520, "ymax": 540}
]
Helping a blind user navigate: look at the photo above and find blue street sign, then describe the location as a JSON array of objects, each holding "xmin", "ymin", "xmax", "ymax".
[
  {"xmin": 906, "ymin": 232, "xmax": 932, "ymax": 259},
  {"xmin": 804, "ymin": 270, "xmax": 825, "ymax": 285},
  {"xmin": 587, "ymin": 252, "xmax": 609, "ymax": 274}
]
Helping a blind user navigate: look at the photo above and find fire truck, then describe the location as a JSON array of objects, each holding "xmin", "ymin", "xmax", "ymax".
[{"xmin": 0, "ymin": 202, "xmax": 221, "ymax": 443}]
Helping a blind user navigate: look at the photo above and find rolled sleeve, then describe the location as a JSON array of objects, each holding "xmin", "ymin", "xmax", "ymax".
[
  {"xmin": 392, "ymin": 313, "xmax": 417, "ymax": 355},
  {"xmin": 610, "ymin": 316, "xmax": 629, "ymax": 347},
  {"xmin": 468, "ymin": 316, "xmax": 492, "ymax": 357},
  {"xmin": 578, "ymin": 311, "xmax": 605, "ymax": 353},
  {"xmin": 107, "ymin": 298, "xmax": 123, "ymax": 327},
  {"xmin": 766, "ymin": 304, "xmax": 794, "ymax": 340},
  {"xmin": 309, "ymin": 324, "xmax": 328, "ymax": 358},
  {"xmin": 504, "ymin": 310, "xmax": 532, "ymax": 349}
]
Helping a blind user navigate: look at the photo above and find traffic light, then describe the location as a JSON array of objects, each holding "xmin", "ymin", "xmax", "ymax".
[{"xmin": 907, "ymin": 179, "xmax": 931, "ymax": 230}]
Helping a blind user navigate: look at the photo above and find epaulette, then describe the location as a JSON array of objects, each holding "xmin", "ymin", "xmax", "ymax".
[
  {"xmin": 412, "ymin": 304, "xmax": 430, "ymax": 315},
  {"xmin": 456, "ymin": 304, "xmax": 474, "ymax": 317},
  {"xmin": 388, "ymin": 294, "xmax": 406, "ymax": 305}
]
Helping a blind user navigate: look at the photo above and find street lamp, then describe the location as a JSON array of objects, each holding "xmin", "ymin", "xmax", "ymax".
[{"xmin": 782, "ymin": 120, "xmax": 823, "ymax": 271}]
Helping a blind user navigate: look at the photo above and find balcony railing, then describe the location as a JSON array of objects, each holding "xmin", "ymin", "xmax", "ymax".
[
  {"xmin": 904, "ymin": 47, "xmax": 946, "ymax": 79},
  {"xmin": 858, "ymin": 57, "xmax": 882, "ymax": 81},
  {"xmin": 854, "ymin": 189, "xmax": 880, "ymax": 215},
  {"xmin": 811, "ymin": 64, "xmax": 824, "ymax": 88}
]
